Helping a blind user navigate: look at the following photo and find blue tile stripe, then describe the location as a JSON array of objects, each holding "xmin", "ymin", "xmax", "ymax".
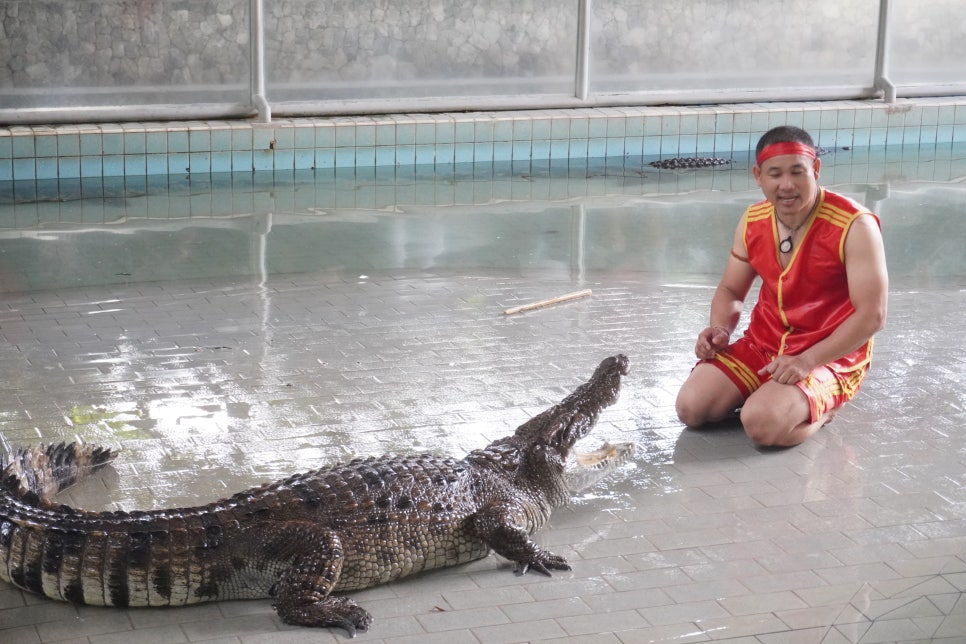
[{"xmin": 2, "ymin": 99, "xmax": 966, "ymax": 181}]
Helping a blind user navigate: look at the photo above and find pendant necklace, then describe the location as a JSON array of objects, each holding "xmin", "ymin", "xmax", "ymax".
[{"xmin": 777, "ymin": 211, "xmax": 813, "ymax": 254}]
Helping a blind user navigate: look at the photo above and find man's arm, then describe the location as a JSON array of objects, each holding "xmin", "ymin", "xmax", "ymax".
[
  {"xmin": 762, "ymin": 213, "xmax": 888, "ymax": 382},
  {"xmin": 695, "ymin": 221, "xmax": 758, "ymax": 359},
  {"xmin": 801, "ymin": 213, "xmax": 888, "ymax": 364}
]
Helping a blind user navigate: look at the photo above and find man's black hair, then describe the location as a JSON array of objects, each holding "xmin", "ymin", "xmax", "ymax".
[{"xmin": 755, "ymin": 126, "xmax": 815, "ymax": 158}]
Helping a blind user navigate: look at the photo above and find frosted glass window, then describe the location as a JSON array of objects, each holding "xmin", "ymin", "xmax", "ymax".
[
  {"xmin": 889, "ymin": 0, "xmax": 966, "ymax": 85},
  {"xmin": 265, "ymin": 1, "xmax": 579, "ymax": 101},
  {"xmin": 0, "ymin": 0, "xmax": 251, "ymax": 110},
  {"xmin": 591, "ymin": 0, "xmax": 879, "ymax": 93}
]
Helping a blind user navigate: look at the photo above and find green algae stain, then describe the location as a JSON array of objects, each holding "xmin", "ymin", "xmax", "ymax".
[{"xmin": 68, "ymin": 405, "xmax": 155, "ymax": 440}]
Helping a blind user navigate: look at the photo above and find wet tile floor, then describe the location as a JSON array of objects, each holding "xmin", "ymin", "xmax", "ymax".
[{"xmin": 1, "ymin": 259, "xmax": 965, "ymax": 644}]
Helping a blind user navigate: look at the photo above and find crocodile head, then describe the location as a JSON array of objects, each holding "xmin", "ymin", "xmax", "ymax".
[{"xmin": 474, "ymin": 355, "xmax": 634, "ymax": 499}]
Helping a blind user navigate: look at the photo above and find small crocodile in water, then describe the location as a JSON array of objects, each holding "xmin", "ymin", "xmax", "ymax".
[
  {"xmin": 0, "ymin": 355, "xmax": 633, "ymax": 637},
  {"xmin": 649, "ymin": 146, "xmax": 836, "ymax": 170},
  {"xmin": 649, "ymin": 156, "xmax": 732, "ymax": 169}
]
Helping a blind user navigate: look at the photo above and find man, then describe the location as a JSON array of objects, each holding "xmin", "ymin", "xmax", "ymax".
[{"xmin": 675, "ymin": 126, "xmax": 888, "ymax": 447}]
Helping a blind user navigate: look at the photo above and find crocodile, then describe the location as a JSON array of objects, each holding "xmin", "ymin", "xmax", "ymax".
[
  {"xmin": 0, "ymin": 354, "xmax": 633, "ymax": 637},
  {"xmin": 648, "ymin": 147, "xmax": 835, "ymax": 170},
  {"xmin": 648, "ymin": 156, "xmax": 732, "ymax": 169}
]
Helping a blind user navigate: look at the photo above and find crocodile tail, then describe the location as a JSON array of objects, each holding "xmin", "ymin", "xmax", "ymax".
[
  {"xmin": 1, "ymin": 478, "xmax": 246, "ymax": 608},
  {"xmin": 1, "ymin": 442, "xmax": 116, "ymax": 504},
  {"xmin": 0, "ymin": 443, "xmax": 274, "ymax": 610}
]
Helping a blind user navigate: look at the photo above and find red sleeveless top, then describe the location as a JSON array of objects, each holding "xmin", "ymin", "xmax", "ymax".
[{"xmin": 741, "ymin": 188, "xmax": 878, "ymax": 371}]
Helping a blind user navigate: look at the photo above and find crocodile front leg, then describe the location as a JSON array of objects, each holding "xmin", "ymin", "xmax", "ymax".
[
  {"xmin": 472, "ymin": 501, "xmax": 570, "ymax": 576},
  {"xmin": 262, "ymin": 522, "xmax": 372, "ymax": 637}
]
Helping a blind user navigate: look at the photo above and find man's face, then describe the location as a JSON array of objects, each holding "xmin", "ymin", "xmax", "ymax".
[{"xmin": 753, "ymin": 154, "xmax": 821, "ymax": 219}]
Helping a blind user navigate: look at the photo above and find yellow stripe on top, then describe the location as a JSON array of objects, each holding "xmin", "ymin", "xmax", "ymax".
[
  {"xmin": 815, "ymin": 208, "xmax": 856, "ymax": 234},
  {"xmin": 816, "ymin": 201, "xmax": 863, "ymax": 228},
  {"xmin": 777, "ymin": 327, "xmax": 793, "ymax": 356},
  {"xmin": 816, "ymin": 196, "xmax": 872, "ymax": 263},
  {"xmin": 776, "ymin": 279, "xmax": 788, "ymax": 331},
  {"xmin": 743, "ymin": 201, "xmax": 771, "ymax": 249},
  {"xmin": 745, "ymin": 201, "xmax": 773, "ymax": 223}
]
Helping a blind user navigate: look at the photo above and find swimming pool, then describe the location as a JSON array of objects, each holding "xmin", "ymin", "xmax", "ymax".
[{"xmin": 1, "ymin": 143, "xmax": 964, "ymax": 294}]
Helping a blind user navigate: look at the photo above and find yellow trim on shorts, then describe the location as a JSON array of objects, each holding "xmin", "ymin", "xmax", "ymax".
[{"xmin": 716, "ymin": 352, "xmax": 761, "ymax": 393}]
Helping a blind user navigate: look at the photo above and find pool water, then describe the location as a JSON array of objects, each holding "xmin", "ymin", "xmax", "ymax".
[{"xmin": 1, "ymin": 144, "xmax": 964, "ymax": 294}]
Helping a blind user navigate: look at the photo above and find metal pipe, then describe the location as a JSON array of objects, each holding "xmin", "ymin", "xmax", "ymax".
[
  {"xmin": 575, "ymin": 0, "xmax": 592, "ymax": 101},
  {"xmin": 264, "ymin": 85, "xmax": 886, "ymax": 118},
  {"xmin": 250, "ymin": 0, "xmax": 272, "ymax": 122},
  {"xmin": 874, "ymin": 0, "xmax": 897, "ymax": 103},
  {"xmin": 0, "ymin": 103, "xmax": 254, "ymax": 125}
]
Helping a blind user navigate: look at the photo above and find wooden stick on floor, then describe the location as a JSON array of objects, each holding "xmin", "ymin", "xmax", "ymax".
[{"xmin": 503, "ymin": 289, "xmax": 593, "ymax": 315}]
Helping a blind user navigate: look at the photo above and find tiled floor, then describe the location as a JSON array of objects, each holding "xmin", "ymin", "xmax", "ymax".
[
  {"xmin": 1, "ymin": 152, "xmax": 966, "ymax": 642},
  {"xmin": 1, "ymin": 266, "xmax": 964, "ymax": 644}
]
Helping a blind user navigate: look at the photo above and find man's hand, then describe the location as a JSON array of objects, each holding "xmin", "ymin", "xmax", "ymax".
[
  {"xmin": 757, "ymin": 353, "xmax": 812, "ymax": 385},
  {"xmin": 695, "ymin": 326, "xmax": 731, "ymax": 360}
]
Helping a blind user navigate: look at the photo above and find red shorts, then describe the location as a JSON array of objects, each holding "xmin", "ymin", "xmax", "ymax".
[{"xmin": 705, "ymin": 335, "xmax": 870, "ymax": 423}]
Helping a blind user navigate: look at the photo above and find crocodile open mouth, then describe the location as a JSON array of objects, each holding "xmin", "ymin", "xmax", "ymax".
[
  {"xmin": 575, "ymin": 441, "xmax": 634, "ymax": 467},
  {"xmin": 565, "ymin": 441, "xmax": 636, "ymax": 492}
]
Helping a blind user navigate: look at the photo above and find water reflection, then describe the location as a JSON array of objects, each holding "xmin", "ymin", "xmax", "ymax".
[{"xmin": 1, "ymin": 145, "xmax": 964, "ymax": 293}]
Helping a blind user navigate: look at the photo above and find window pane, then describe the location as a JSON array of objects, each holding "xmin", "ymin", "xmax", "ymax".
[
  {"xmin": 591, "ymin": 0, "xmax": 878, "ymax": 93},
  {"xmin": 265, "ymin": 1, "xmax": 578, "ymax": 101},
  {"xmin": 889, "ymin": 0, "xmax": 965, "ymax": 85},
  {"xmin": 0, "ymin": 0, "xmax": 251, "ymax": 111}
]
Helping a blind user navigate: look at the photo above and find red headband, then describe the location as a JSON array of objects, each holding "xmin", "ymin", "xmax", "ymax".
[{"xmin": 756, "ymin": 141, "xmax": 817, "ymax": 166}]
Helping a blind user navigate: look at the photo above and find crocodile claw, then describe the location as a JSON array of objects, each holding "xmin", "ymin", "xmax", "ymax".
[
  {"xmin": 276, "ymin": 596, "xmax": 372, "ymax": 637},
  {"xmin": 514, "ymin": 554, "xmax": 572, "ymax": 577}
]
